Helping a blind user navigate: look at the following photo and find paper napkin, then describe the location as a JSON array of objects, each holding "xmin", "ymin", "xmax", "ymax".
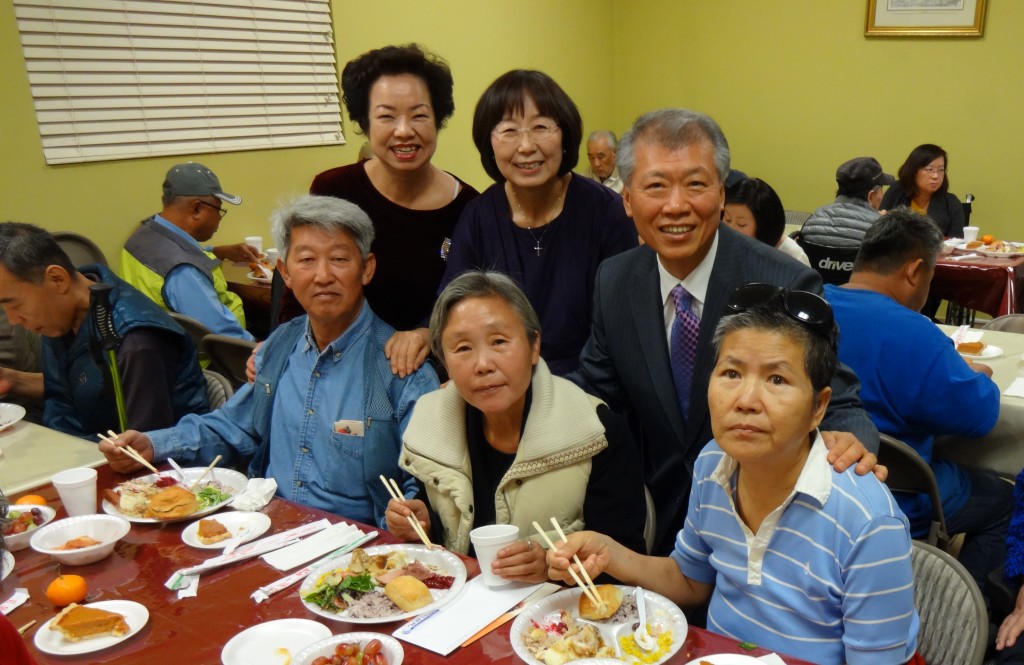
[
  {"xmin": 260, "ymin": 521, "xmax": 365, "ymax": 571},
  {"xmin": 758, "ymin": 654, "xmax": 788, "ymax": 664},
  {"xmin": 231, "ymin": 477, "xmax": 277, "ymax": 511},
  {"xmin": 949, "ymin": 326, "xmax": 983, "ymax": 346},
  {"xmin": 252, "ymin": 530, "xmax": 378, "ymax": 604},
  {"xmin": 0, "ymin": 588, "xmax": 29, "ymax": 615},
  {"xmin": 1004, "ymin": 377, "xmax": 1024, "ymax": 398}
]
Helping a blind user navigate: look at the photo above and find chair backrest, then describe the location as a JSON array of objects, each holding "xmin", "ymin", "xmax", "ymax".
[
  {"xmin": 877, "ymin": 434, "xmax": 950, "ymax": 551},
  {"xmin": 910, "ymin": 541, "xmax": 987, "ymax": 665},
  {"xmin": 643, "ymin": 485, "xmax": 656, "ymax": 555},
  {"xmin": 984, "ymin": 314, "xmax": 1024, "ymax": 333},
  {"xmin": 53, "ymin": 232, "xmax": 108, "ymax": 268},
  {"xmin": 168, "ymin": 312, "xmax": 213, "ymax": 348},
  {"xmin": 962, "ymin": 193, "xmax": 974, "ymax": 227},
  {"xmin": 202, "ymin": 369, "xmax": 234, "ymax": 410},
  {"xmin": 796, "ymin": 237, "xmax": 858, "ymax": 286},
  {"xmin": 200, "ymin": 334, "xmax": 256, "ymax": 388}
]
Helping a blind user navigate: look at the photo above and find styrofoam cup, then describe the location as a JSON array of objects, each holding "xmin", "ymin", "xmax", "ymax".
[
  {"xmin": 245, "ymin": 236, "xmax": 263, "ymax": 254},
  {"xmin": 470, "ymin": 524, "xmax": 520, "ymax": 587},
  {"xmin": 52, "ymin": 467, "xmax": 98, "ymax": 516},
  {"xmin": 963, "ymin": 226, "xmax": 979, "ymax": 242},
  {"xmin": 264, "ymin": 248, "xmax": 280, "ymax": 265}
]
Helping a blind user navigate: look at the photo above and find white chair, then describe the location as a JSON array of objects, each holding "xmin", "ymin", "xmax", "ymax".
[{"xmin": 910, "ymin": 541, "xmax": 987, "ymax": 665}]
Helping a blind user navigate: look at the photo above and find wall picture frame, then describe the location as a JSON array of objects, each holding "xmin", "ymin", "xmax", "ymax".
[{"xmin": 866, "ymin": 0, "xmax": 987, "ymax": 37}]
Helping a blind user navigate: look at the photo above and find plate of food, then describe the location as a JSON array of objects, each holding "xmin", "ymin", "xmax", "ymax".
[
  {"xmin": 0, "ymin": 403, "xmax": 26, "ymax": 432},
  {"xmin": 293, "ymin": 631, "xmax": 404, "ymax": 665},
  {"xmin": 684, "ymin": 656, "xmax": 763, "ymax": 665},
  {"xmin": 221, "ymin": 618, "xmax": 332, "ymax": 665},
  {"xmin": 956, "ymin": 341, "xmax": 1003, "ymax": 359},
  {"xmin": 182, "ymin": 511, "xmax": 271, "ymax": 549},
  {"xmin": 299, "ymin": 545, "xmax": 466, "ymax": 624},
  {"xmin": 3, "ymin": 504, "xmax": 56, "ymax": 551},
  {"xmin": 511, "ymin": 584, "xmax": 686, "ymax": 665},
  {"xmin": 956, "ymin": 240, "xmax": 1024, "ymax": 257},
  {"xmin": 248, "ymin": 259, "xmax": 274, "ymax": 284},
  {"xmin": 1, "ymin": 550, "xmax": 14, "ymax": 581},
  {"xmin": 101, "ymin": 467, "xmax": 246, "ymax": 524},
  {"xmin": 34, "ymin": 600, "xmax": 149, "ymax": 655}
]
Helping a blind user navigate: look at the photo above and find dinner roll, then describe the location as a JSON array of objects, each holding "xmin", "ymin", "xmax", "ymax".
[
  {"xmin": 384, "ymin": 574, "xmax": 433, "ymax": 612},
  {"xmin": 578, "ymin": 584, "xmax": 624, "ymax": 620}
]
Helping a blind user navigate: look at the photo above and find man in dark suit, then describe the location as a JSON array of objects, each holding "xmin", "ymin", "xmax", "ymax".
[{"xmin": 576, "ymin": 109, "xmax": 879, "ymax": 554}]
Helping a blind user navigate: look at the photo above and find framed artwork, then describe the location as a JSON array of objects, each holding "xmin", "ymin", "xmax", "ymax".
[{"xmin": 866, "ymin": 0, "xmax": 987, "ymax": 37}]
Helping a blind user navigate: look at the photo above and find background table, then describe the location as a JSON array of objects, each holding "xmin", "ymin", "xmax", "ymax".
[
  {"xmin": 0, "ymin": 421, "xmax": 105, "ymax": 495},
  {"xmin": 222, "ymin": 262, "xmax": 272, "ymax": 339},
  {"xmin": 3, "ymin": 463, "xmax": 812, "ymax": 664},
  {"xmin": 933, "ymin": 325, "xmax": 1024, "ymax": 475},
  {"xmin": 931, "ymin": 253, "xmax": 1024, "ymax": 318}
]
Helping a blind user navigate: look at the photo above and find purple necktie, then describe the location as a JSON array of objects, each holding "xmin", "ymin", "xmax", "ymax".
[{"xmin": 670, "ymin": 284, "xmax": 700, "ymax": 417}]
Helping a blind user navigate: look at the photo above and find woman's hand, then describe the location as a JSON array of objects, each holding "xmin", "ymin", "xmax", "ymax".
[
  {"xmin": 821, "ymin": 430, "xmax": 887, "ymax": 482},
  {"xmin": 384, "ymin": 329, "xmax": 430, "ymax": 378},
  {"xmin": 997, "ymin": 585, "xmax": 1024, "ymax": 650},
  {"xmin": 384, "ymin": 498, "xmax": 431, "ymax": 543},
  {"xmin": 491, "ymin": 539, "xmax": 549, "ymax": 584},
  {"xmin": 98, "ymin": 430, "xmax": 155, "ymax": 474}
]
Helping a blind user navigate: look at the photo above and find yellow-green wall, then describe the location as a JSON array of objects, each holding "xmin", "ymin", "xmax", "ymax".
[{"xmin": 1, "ymin": 1, "xmax": 1019, "ymax": 266}]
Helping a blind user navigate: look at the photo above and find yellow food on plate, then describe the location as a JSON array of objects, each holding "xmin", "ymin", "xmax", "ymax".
[
  {"xmin": 54, "ymin": 536, "xmax": 102, "ymax": 551},
  {"xmin": 384, "ymin": 574, "xmax": 432, "ymax": 612},
  {"xmin": 578, "ymin": 584, "xmax": 624, "ymax": 620},
  {"xmin": 50, "ymin": 603, "xmax": 129, "ymax": 641},
  {"xmin": 956, "ymin": 341, "xmax": 986, "ymax": 355},
  {"xmin": 197, "ymin": 518, "xmax": 231, "ymax": 545},
  {"xmin": 145, "ymin": 485, "xmax": 198, "ymax": 520}
]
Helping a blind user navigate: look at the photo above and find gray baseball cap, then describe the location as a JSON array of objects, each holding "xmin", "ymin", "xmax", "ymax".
[
  {"xmin": 836, "ymin": 157, "xmax": 895, "ymax": 194},
  {"xmin": 162, "ymin": 162, "xmax": 241, "ymax": 205}
]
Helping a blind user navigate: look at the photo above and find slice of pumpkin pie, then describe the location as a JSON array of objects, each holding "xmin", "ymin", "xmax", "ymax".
[{"xmin": 50, "ymin": 603, "xmax": 129, "ymax": 641}]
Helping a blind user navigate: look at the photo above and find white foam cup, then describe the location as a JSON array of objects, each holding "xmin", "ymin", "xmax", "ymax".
[
  {"xmin": 963, "ymin": 226, "xmax": 980, "ymax": 242},
  {"xmin": 245, "ymin": 236, "xmax": 263, "ymax": 254},
  {"xmin": 264, "ymin": 248, "xmax": 280, "ymax": 266},
  {"xmin": 470, "ymin": 524, "xmax": 521, "ymax": 587},
  {"xmin": 52, "ymin": 467, "xmax": 98, "ymax": 516}
]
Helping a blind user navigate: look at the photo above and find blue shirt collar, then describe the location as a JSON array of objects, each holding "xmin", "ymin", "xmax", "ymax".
[
  {"xmin": 302, "ymin": 300, "xmax": 373, "ymax": 359},
  {"xmin": 152, "ymin": 214, "xmax": 203, "ymax": 249}
]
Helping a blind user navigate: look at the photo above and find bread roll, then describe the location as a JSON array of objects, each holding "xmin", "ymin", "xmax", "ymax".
[
  {"xmin": 145, "ymin": 485, "xmax": 198, "ymax": 520},
  {"xmin": 577, "ymin": 584, "xmax": 624, "ymax": 620},
  {"xmin": 384, "ymin": 575, "xmax": 433, "ymax": 612}
]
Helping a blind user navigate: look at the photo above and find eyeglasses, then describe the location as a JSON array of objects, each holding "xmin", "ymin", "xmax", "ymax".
[
  {"xmin": 726, "ymin": 283, "xmax": 835, "ymax": 340},
  {"xmin": 198, "ymin": 200, "xmax": 228, "ymax": 218},
  {"xmin": 491, "ymin": 121, "xmax": 560, "ymax": 144},
  {"xmin": 921, "ymin": 167, "xmax": 946, "ymax": 176}
]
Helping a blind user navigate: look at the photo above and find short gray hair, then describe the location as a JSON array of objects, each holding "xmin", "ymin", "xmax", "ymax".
[
  {"xmin": 587, "ymin": 130, "xmax": 618, "ymax": 150},
  {"xmin": 429, "ymin": 271, "xmax": 540, "ymax": 367},
  {"xmin": 271, "ymin": 195, "xmax": 375, "ymax": 261},
  {"xmin": 617, "ymin": 108, "xmax": 730, "ymax": 187}
]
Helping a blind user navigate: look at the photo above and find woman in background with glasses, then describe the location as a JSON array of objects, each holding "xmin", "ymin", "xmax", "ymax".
[
  {"xmin": 425, "ymin": 70, "xmax": 637, "ymax": 376},
  {"xmin": 880, "ymin": 144, "xmax": 966, "ymax": 238}
]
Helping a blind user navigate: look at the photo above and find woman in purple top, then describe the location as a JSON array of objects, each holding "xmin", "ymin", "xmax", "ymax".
[{"xmin": 435, "ymin": 70, "xmax": 637, "ymax": 376}]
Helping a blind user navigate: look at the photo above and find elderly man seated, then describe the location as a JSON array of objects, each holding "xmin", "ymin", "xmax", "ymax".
[
  {"xmin": 0, "ymin": 222, "xmax": 208, "ymax": 439},
  {"xmin": 800, "ymin": 157, "xmax": 894, "ymax": 248},
  {"xmin": 549, "ymin": 284, "xmax": 919, "ymax": 664},
  {"xmin": 585, "ymin": 130, "xmax": 624, "ymax": 194},
  {"xmin": 100, "ymin": 196, "xmax": 440, "ymax": 526}
]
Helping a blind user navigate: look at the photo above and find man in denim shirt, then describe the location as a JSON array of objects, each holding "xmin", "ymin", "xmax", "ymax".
[{"xmin": 100, "ymin": 195, "xmax": 440, "ymax": 527}]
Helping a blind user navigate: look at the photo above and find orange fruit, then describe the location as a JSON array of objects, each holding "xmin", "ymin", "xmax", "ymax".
[
  {"xmin": 46, "ymin": 574, "xmax": 88, "ymax": 606},
  {"xmin": 981, "ymin": 234, "xmax": 995, "ymax": 245},
  {"xmin": 14, "ymin": 495, "xmax": 47, "ymax": 506}
]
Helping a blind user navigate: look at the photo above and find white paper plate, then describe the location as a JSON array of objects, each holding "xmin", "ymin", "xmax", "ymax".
[
  {"xmin": 248, "ymin": 270, "xmax": 273, "ymax": 284},
  {"xmin": 293, "ymin": 631, "xmax": 404, "ymax": 665},
  {"xmin": 959, "ymin": 344, "xmax": 1003, "ymax": 359},
  {"xmin": 1, "ymin": 550, "xmax": 14, "ymax": 581},
  {"xmin": 221, "ymin": 618, "xmax": 331, "ymax": 665},
  {"xmin": 298, "ymin": 544, "xmax": 467, "ymax": 624},
  {"xmin": 511, "ymin": 585, "xmax": 687, "ymax": 665},
  {"xmin": 182, "ymin": 511, "xmax": 271, "ymax": 549},
  {"xmin": 684, "ymin": 655, "xmax": 763, "ymax": 665},
  {"xmin": 0, "ymin": 403, "xmax": 26, "ymax": 432},
  {"xmin": 101, "ymin": 467, "xmax": 247, "ymax": 524},
  {"xmin": 34, "ymin": 600, "xmax": 149, "ymax": 655}
]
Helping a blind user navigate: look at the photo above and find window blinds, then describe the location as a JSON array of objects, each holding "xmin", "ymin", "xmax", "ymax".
[{"xmin": 14, "ymin": 0, "xmax": 344, "ymax": 165}]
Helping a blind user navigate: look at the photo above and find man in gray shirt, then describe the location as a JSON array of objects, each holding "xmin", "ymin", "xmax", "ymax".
[{"xmin": 800, "ymin": 157, "xmax": 894, "ymax": 248}]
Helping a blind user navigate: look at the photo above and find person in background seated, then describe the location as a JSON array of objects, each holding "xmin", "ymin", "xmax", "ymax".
[
  {"xmin": 881, "ymin": 144, "xmax": 966, "ymax": 238},
  {"xmin": 385, "ymin": 272, "xmax": 646, "ymax": 583},
  {"xmin": 0, "ymin": 308, "xmax": 43, "ymax": 423},
  {"xmin": 585, "ymin": 130, "xmax": 623, "ymax": 194},
  {"xmin": 550, "ymin": 285, "xmax": 919, "ymax": 664},
  {"xmin": 0, "ymin": 222, "xmax": 208, "ymax": 439},
  {"xmin": 99, "ymin": 196, "xmax": 439, "ymax": 526},
  {"xmin": 723, "ymin": 177, "xmax": 809, "ymax": 266},
  {"xmin": 800, "ymin": 156, "xmax": 893, "ymax": 248},
  {"xmin": 121, "ymin": 162, "xmax": 257, "ymax": 341},
  {"xmin": 825, "ymin": 208, "xmax": 1008, "ymax": 590}
]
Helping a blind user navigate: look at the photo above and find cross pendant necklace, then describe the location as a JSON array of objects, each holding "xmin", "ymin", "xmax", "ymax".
[
  {"xmin": 508, "ymin": 180, "xmax": 565, "ymax": 256},
  {"xmin": 528, "ymin": 225, "xmax": 550, "ymax": 256}
]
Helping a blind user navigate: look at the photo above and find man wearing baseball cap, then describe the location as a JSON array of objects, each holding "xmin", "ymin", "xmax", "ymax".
[
  {"xmin": 121, "ymin": 162, "xmax": 257, "ymax": 341},
  {"xmin": 800, "ymin": 157, "xmax": 895, "ymax": 248}
]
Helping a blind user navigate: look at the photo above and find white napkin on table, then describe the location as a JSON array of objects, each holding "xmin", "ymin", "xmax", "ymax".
[
  {"xmin": 230, "ymin": 477, "xmax": 277, "ymax": 511},
  {"xmin": 260, "ymin": 521, "xmax": 365, "ymax": 571},
  {"xmin": 1004, "ymin": 378, "xmax": 1024, "ymax": 398},
  {"xmin": 758, "ymin": 654, "xmax": 788, "ymax": 664}
]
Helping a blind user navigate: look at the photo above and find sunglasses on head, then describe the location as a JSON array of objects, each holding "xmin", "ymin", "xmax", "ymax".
[{"xmin": 726, "ymin": 283, "xmax": 835, "ymax": 340}]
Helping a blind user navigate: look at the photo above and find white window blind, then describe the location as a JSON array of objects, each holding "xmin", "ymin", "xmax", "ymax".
[{"xmin": 14, "ymin": 0, "xmax": 344, "ymax": 165}]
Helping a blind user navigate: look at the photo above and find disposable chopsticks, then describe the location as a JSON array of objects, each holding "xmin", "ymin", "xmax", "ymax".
[
  {"xmin": 532, "ymin": 520, "xmax": 604, "ymax": 610},
  {"xmin": 97, "ymin": 431, "xmax": 161, "ymax": 476},
  {"xmin": 379, "ymin": 475, "xmax": 434, "ymax": 548},
  {"xmin": 188, "ymin": 455, "xmax": 222, "ymax": 492},
  {"xmin": 17, "ymin": 619, "xmax": 36, "ymax": 635}
]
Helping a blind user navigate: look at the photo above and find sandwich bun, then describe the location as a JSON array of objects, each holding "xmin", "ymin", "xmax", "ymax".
[
  {"xmin": 145, "ymin": 485, "xmax": 198, "ymax": 520},
  {"xmin": 384, "ymin": 575, "xmax": 433, "ymax": 612},
  {"xmin": 578, "ymin": 584, "xmax": 624, "ymax": 620}
]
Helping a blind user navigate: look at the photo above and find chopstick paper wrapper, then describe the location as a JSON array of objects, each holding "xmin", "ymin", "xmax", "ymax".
[
  {"xmin": 261, "ymin": 522, "xmax": 366, "ymax": 571},
  {"xmin": 393, "ymin": 577, "xmax": 551, "ymax": 656},
  {"xmin": 949, "ymin": 325, "xmax": 983, "ymax": 347},
  {"xmin": 0, "ymin": 588, "xmax": 29, "ymax": 615},
  {"xmin": 251, "ymin": 529, "xmax": 379, "ymax": 604},
  {"xmin": 165, "ymin": 518, "xmax": 330, "ymax": 590}
]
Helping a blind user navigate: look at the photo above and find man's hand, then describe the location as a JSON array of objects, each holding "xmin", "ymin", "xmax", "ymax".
[
  {"xmin": 212, "ymin": 243, "xmax": 261, "ymax": 263},
  {"xmin": 384, "ymin": 328, "xmax": 431, "ymax": 378},
  {"xmin": 384, "ymin": 498, "xmax": 431, "ymax": 543},
  {"xmin": 546, "ymin": 530, "xmax": 615, "ymax": 583},
  {"xmin": 821, "ymin": 430, "xmax": 887, "ymax": 482},
  {"xmin": 0, "ymin": 367, "xmax": 44, "ymax": 401},
  {"xmin": 245, "ymin": 342, "xmax": 263, "ymax": 383},
  {"xmin": 997, "ymin": 585, "xmax": 1024, "ymax": 650},
  {"xmin": 98, "ymin": 430, "xmax": 156, "ymax": 474}
]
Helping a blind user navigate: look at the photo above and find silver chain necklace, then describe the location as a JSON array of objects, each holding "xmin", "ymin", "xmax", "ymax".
[{"xmin": 508, "ymin": 182, "xmax": 565, "ymax": 256}]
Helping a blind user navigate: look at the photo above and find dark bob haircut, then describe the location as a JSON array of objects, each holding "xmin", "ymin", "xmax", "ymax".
[
  {"xmin": 341, "ymin": 44, "xmax": 455, "ymax": 134},
  {"xmin": 896, "ymin": 143, "xmax": 950, "ymax": 199},
  {"xmin": 724, "ymin": 177, "xmax": 786, "ymax": 247},
  {"xmin": 471, "ymin": 70, "xmax": 583, "ymax": 183},
  {"xmin": 0, "ymin": 221, "xmax": 77, "ymax": 284}
]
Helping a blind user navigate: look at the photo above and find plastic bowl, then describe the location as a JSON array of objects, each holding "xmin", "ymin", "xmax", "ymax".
[
  {"xmin": 3, "ymin": 505, "xmax": 56, "ymax": 552},
  {"xmin": 29, "ymin": 514, "xmax": 130, "ymax": 565}
]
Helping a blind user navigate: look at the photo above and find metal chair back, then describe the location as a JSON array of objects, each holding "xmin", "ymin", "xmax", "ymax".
[
  {"xmin": 53, "ymin": 232, "xmax": 108, "ymax": 268},
  {"xmin": 877, "ymin": 433, "xmax": 950, "ymax": 551},
  {"xmin": 911, "ymin": 541, "xmax": 987, "ymax": 665},
  {"xmin": 201, "ymin": 334, "xmax": 256, "ymax": 389}
]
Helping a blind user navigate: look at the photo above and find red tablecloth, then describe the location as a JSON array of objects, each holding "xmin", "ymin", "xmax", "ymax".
[{"xmin": 932, "ymin": 253, "xmax": 1024, "ymax": 317}]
